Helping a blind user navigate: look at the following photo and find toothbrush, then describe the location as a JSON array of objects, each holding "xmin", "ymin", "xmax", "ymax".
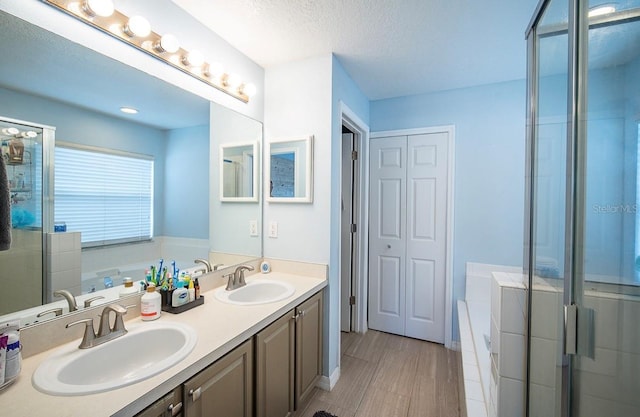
[
  {"xmin": 157, "ymin": 259, "xmax": 164, "ymax": 282},
  {"xmin": 171, "ymin": 260, "xmax": 176, "ymax": 279}
]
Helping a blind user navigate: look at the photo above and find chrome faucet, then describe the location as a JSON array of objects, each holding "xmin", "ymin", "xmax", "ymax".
[
  {"xmin": 65, "ymin": 304, "xmax": 128, "ymax": 349},
  {"xmin": 225, "ymin": 265, "xmax": 254, "ymax": 291},
  {"xmin": 54, "ymin": 289, "xmax": 78, "ymax": 312},
  {"xmin": 194, "ymin": 258, "xmax": 212, "ymax": 273}
]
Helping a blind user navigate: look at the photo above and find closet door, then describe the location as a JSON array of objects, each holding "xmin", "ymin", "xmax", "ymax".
[
  {"xmin": 405, "ymin": 133, "xmax": 448, "ymax": 343},
  {"xmin": 368, "ymin": 136, "xmax": 407, "ymax": 336},
  {"xmin": 368, "ymin": 132, "xmax": 449, "ymax": 343}
]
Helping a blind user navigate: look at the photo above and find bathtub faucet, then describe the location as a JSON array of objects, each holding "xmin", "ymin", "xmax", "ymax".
[{"xmin": 194, "ymin": 258, "xmax": 212, "ymax": 273}]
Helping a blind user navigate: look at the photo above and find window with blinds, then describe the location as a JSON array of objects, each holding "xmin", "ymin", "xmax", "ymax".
[{"xmin": 54, "ymin": 144, "xmax": 154, "ymax": 247}]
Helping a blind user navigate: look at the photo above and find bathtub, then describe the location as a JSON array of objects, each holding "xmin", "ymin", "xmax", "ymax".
[{"xmin": 81, "ymin": 259, "xmax": 195, "ymax": 293}]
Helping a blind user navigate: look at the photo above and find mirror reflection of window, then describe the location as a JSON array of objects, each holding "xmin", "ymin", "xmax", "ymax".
[{"xmin": 270, "ymin": 152, "xmax": 295, "ymax": 197}]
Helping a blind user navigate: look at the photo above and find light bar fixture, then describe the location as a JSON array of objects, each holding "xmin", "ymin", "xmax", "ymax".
[{"xmin": 43, "ymin": 0, "xmax": 255, "ymax": 103}]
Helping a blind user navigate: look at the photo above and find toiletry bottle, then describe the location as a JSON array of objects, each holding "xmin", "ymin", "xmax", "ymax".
[
  {"xmin": 4, "ymin": 328, "xmax": 20, "ymax": 382},
  {"xmin": 188, "ymin": 280, "xmax": 195, "ymax": 302},
  {"xmin": 172, "ymin": 282, "xmax": 189, "ymax": 307},
  {"xmin": 119, "ymin": 277, "xmax": 138, "ymax": 297},
  {"xmin": 141, "ymin": 283, "xmax": 161, "ymax": 321},
  {"xmin": 194, "ymin": 278, "xmax": 200, "ymax": 299}
]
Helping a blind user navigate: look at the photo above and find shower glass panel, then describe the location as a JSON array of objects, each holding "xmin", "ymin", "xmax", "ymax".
[
  {"xmin": 528, "ymin": 1, "xmax": 569, "ymax": 416},
  {"xmin": 526, "ymin": 1, "xmax": 640, "ymax": 416},
  {"xmin": 0, "ymin": 117, "xmax": 53, "ymax": 315}
]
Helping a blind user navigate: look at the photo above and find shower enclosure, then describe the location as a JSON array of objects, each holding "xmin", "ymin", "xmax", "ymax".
[
  {"xmin": 525, "ymin": 1, "xmax": 640, "ymax": 416},
  {"xmin": 0, "ymin": 117, "xmax": 53, "ymax": 315}
]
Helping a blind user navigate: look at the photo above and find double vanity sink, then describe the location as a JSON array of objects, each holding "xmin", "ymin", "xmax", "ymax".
[
  {"xmin": 2, "ymin": 271, "xmax": 326, "ymax": 417},
  {"xmin": 32, "ymin": 279, "xmax": 297, "ymax": 396}
]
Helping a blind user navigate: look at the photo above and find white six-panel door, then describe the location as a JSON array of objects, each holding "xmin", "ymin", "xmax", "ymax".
[{"xmin": 368, "ymin": 132, "xmax": 449, "ymax": 343}]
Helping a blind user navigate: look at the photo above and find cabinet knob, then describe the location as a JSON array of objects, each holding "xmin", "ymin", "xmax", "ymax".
[
  {"xmin": 189, "ymin": 387, "xmax": 201, "ymax": 402},
  {"xmin": 168, "ymin": 402, "xmax": 182, "ymax": 416}
]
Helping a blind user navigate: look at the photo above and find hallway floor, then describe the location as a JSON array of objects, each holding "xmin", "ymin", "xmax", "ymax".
[{"xmin": 296, "ymin": 330, "xmax": 464, "ymax": 417}]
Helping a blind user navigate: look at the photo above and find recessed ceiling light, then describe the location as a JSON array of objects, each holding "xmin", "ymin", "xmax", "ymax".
[
  {"xmin": 588, "ymin": 5, "xmax": 616, "ymax": 17},
  {"xmin": 120, "ymin": 107, "xmax": 138, "ymax": 114}
]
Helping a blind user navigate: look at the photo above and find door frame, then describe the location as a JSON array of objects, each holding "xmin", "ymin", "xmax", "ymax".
[
  {"xmin": 370, "ymin": 125, "xmax": 455, "ymax": 348},
  {"xmin": 339, "ymin": 102, "xmax": 370, "ymax": 335}
]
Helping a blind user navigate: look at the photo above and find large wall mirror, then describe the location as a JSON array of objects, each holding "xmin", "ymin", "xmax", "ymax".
[
  {"xmin": 0, "ymin": 10, "xmax": 262, "ymax": 327},
  {"xmin": 266, "ymin": 136, "xmax": 313, "ymax": 203}
]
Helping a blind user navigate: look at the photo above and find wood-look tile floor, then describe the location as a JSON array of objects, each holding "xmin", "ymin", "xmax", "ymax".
[{"xmin": 295, "ymin": 330, "xmax": 464, "ymax": 417}]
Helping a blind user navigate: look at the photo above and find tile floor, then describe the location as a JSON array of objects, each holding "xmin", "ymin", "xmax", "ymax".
[{"xmin": 295, "ymin": 330, "xmax": 465, "ymax": 417}]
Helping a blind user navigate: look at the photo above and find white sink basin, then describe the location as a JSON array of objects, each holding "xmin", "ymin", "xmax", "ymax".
[
  {"xmin": 33, "ymin": 321, "xmax": 197, "ymax": 396},
  {"xmin": 214, "ymin": 279, "xmax": 295, "ymax": 305}
]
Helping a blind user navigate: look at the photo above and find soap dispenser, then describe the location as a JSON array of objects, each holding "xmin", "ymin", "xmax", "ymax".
[{"xmin": 119, "ymin": 277, "xmax": 138, "ymax": 298}]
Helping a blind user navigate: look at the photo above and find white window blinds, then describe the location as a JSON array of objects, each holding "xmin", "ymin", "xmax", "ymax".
[{"xmin": 54, "ymin": 144, "xmax": 154, "ymax": 247}]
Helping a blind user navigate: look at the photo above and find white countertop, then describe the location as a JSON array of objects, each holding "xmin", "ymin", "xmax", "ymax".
[{"xmin": 0, "ymin": 272, "xmax": 327, "ymax": 417}]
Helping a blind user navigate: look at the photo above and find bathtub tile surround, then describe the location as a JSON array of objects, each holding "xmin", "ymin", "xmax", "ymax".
[
  {"xmin": 47, "ymin": 231, "xmax": 82, "ymax": 298},
  {"xmin": 459, "ymin": 263, "xmax": 522, "ymax": 417},
  {"xmin": 489, "ymin": 272, "xmax": 526, "ymax": 417}
]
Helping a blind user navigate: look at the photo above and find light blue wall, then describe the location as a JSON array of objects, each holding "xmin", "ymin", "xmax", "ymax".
[
  {"xmin": 0, "ymin": 86, "xmax": 210, "ymax": 238},
  {"xmin": 164, "ymin": 125, "xmax": 209, "ymax": 239},
  {"xmin": 328, "ymin": 56, "xmax": 370, "ymax": 375},
  {"xmin": 371, "ymin": 80, "xmax": 527, "ymax": 341}
]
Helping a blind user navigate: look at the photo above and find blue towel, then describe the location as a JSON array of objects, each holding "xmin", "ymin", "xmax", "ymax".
[{"xmin": 0, "ymin": 153, "xmax": 11, "ymax": 250}]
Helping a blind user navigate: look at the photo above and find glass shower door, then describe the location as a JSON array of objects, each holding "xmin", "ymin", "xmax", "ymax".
[
  {"xmin": 571, "ymin": 1, "xmax": 640, "ymax": 416},
  {"xmin": 0, "ymin": 117, "xmax": 53, "ymax": 314},
  {"xmin": 527, "ymin": 1, "xmax": 640, "ymax": 416}
]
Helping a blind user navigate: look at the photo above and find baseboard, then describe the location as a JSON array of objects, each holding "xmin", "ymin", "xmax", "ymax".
[{"xmin": 317, "ymin": 366, "xmax": 340, "ymax": 391}]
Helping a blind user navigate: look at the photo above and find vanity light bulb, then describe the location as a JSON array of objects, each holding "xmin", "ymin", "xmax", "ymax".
[
  {"xmin": 1, "ymin": 127, "xmax": 20, "ymax": 136},
  {"xmin": 123, "ymin": 15, "xmax": 151, "ymax": 38},
  {"xmin": 241, "ymin": 83, "xmax": 257, "ymax": 98},
  {"xmin": 205, "ymin": 62, "xmax": 224, "ymax": 79},
  {"xmin": 182, "ymin": 50, "xmax": 204, "ymax": 67},
  {"xmin": 15, "ymin": 131, "xmax": 37, "ymax": 139},
  {"xmin": 82, "ymin": 0, "xmax": 115, "ymax": 17},
  {"xmin": 154, "ymin": 34, "xmax": 180, "ymax": 54},
  {"xmin": 225, "ymin": 73, "xmax": 242, "ymax": 89}
]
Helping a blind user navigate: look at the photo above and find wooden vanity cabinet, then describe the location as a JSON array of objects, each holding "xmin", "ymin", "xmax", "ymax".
[
  {"xmin": 295, "ymin": 291, "xmax": 323, "ymax": 408},
  {"xmin": 182, "ymin": 339, "xmax": 253, "ymax": 417},
  {"xmin": 136, "ymin": 387, "xmax": 183, "ymax": 417},
  {"xmin": 256, "ymin": 290, "xmax": 324, "ymax": 417}
]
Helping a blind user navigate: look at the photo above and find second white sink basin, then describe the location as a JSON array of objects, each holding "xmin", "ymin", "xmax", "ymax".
[
  {"xmin": 214, "ymin": 279, "xmax": 295, "ymax": 305},
  {"xmin": 32, "ymin": 321, "xmax": 197, "ymax": 396}
]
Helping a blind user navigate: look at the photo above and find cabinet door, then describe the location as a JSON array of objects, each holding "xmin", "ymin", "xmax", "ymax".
[
  {"xmin": 136, "ymin": 387, "xmax": 183, "ymax": 417},
  {"xmin": 183, "ymin": 339, "xmax": 253, "ymax": 417},
  {"xmin": 295, "ymin": 291, "xmax": 323, "ymax": 409},
  {"xmin": 256, "ymin": 309, "xmax": 295, "ymax": 417}
]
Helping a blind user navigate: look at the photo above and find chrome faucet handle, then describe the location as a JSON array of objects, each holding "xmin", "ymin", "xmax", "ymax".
[
  {"xmin": 234, "ymin": 265, "xmax": 254, "ymax": 286},
  {"xmin": 84, "ymin": 295, "xmax": 105, "ymax": 308},
  {"xmin": 97, "ymin": 304, "xmax": 128, "ymax": 338},
  {"xmin": 66, "ymin": 318, "xmax": 97, "ymax": 349},
  {"xmin": 213, "ymin": 263, "xmax": 224, "ymax": 271},
  {"xmin": 37, "ymin": 307, "xmax": 63, "ymax": 318}
]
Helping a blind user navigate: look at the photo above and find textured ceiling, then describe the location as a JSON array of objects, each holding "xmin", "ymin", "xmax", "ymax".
[{"xmin": 170, "ymin": 0, "xmax": 540, "ymax": 100}]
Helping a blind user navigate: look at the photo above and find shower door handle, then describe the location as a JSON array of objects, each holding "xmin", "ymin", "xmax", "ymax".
[{"xmin": 563, "ymin": 304, "xmax": 578, "ymax": 355}]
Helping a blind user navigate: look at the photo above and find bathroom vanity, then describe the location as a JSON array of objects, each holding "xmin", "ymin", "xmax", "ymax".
[{"xmin": 0, "ymin": 270, "xmax": 326, "ymax": 417}]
